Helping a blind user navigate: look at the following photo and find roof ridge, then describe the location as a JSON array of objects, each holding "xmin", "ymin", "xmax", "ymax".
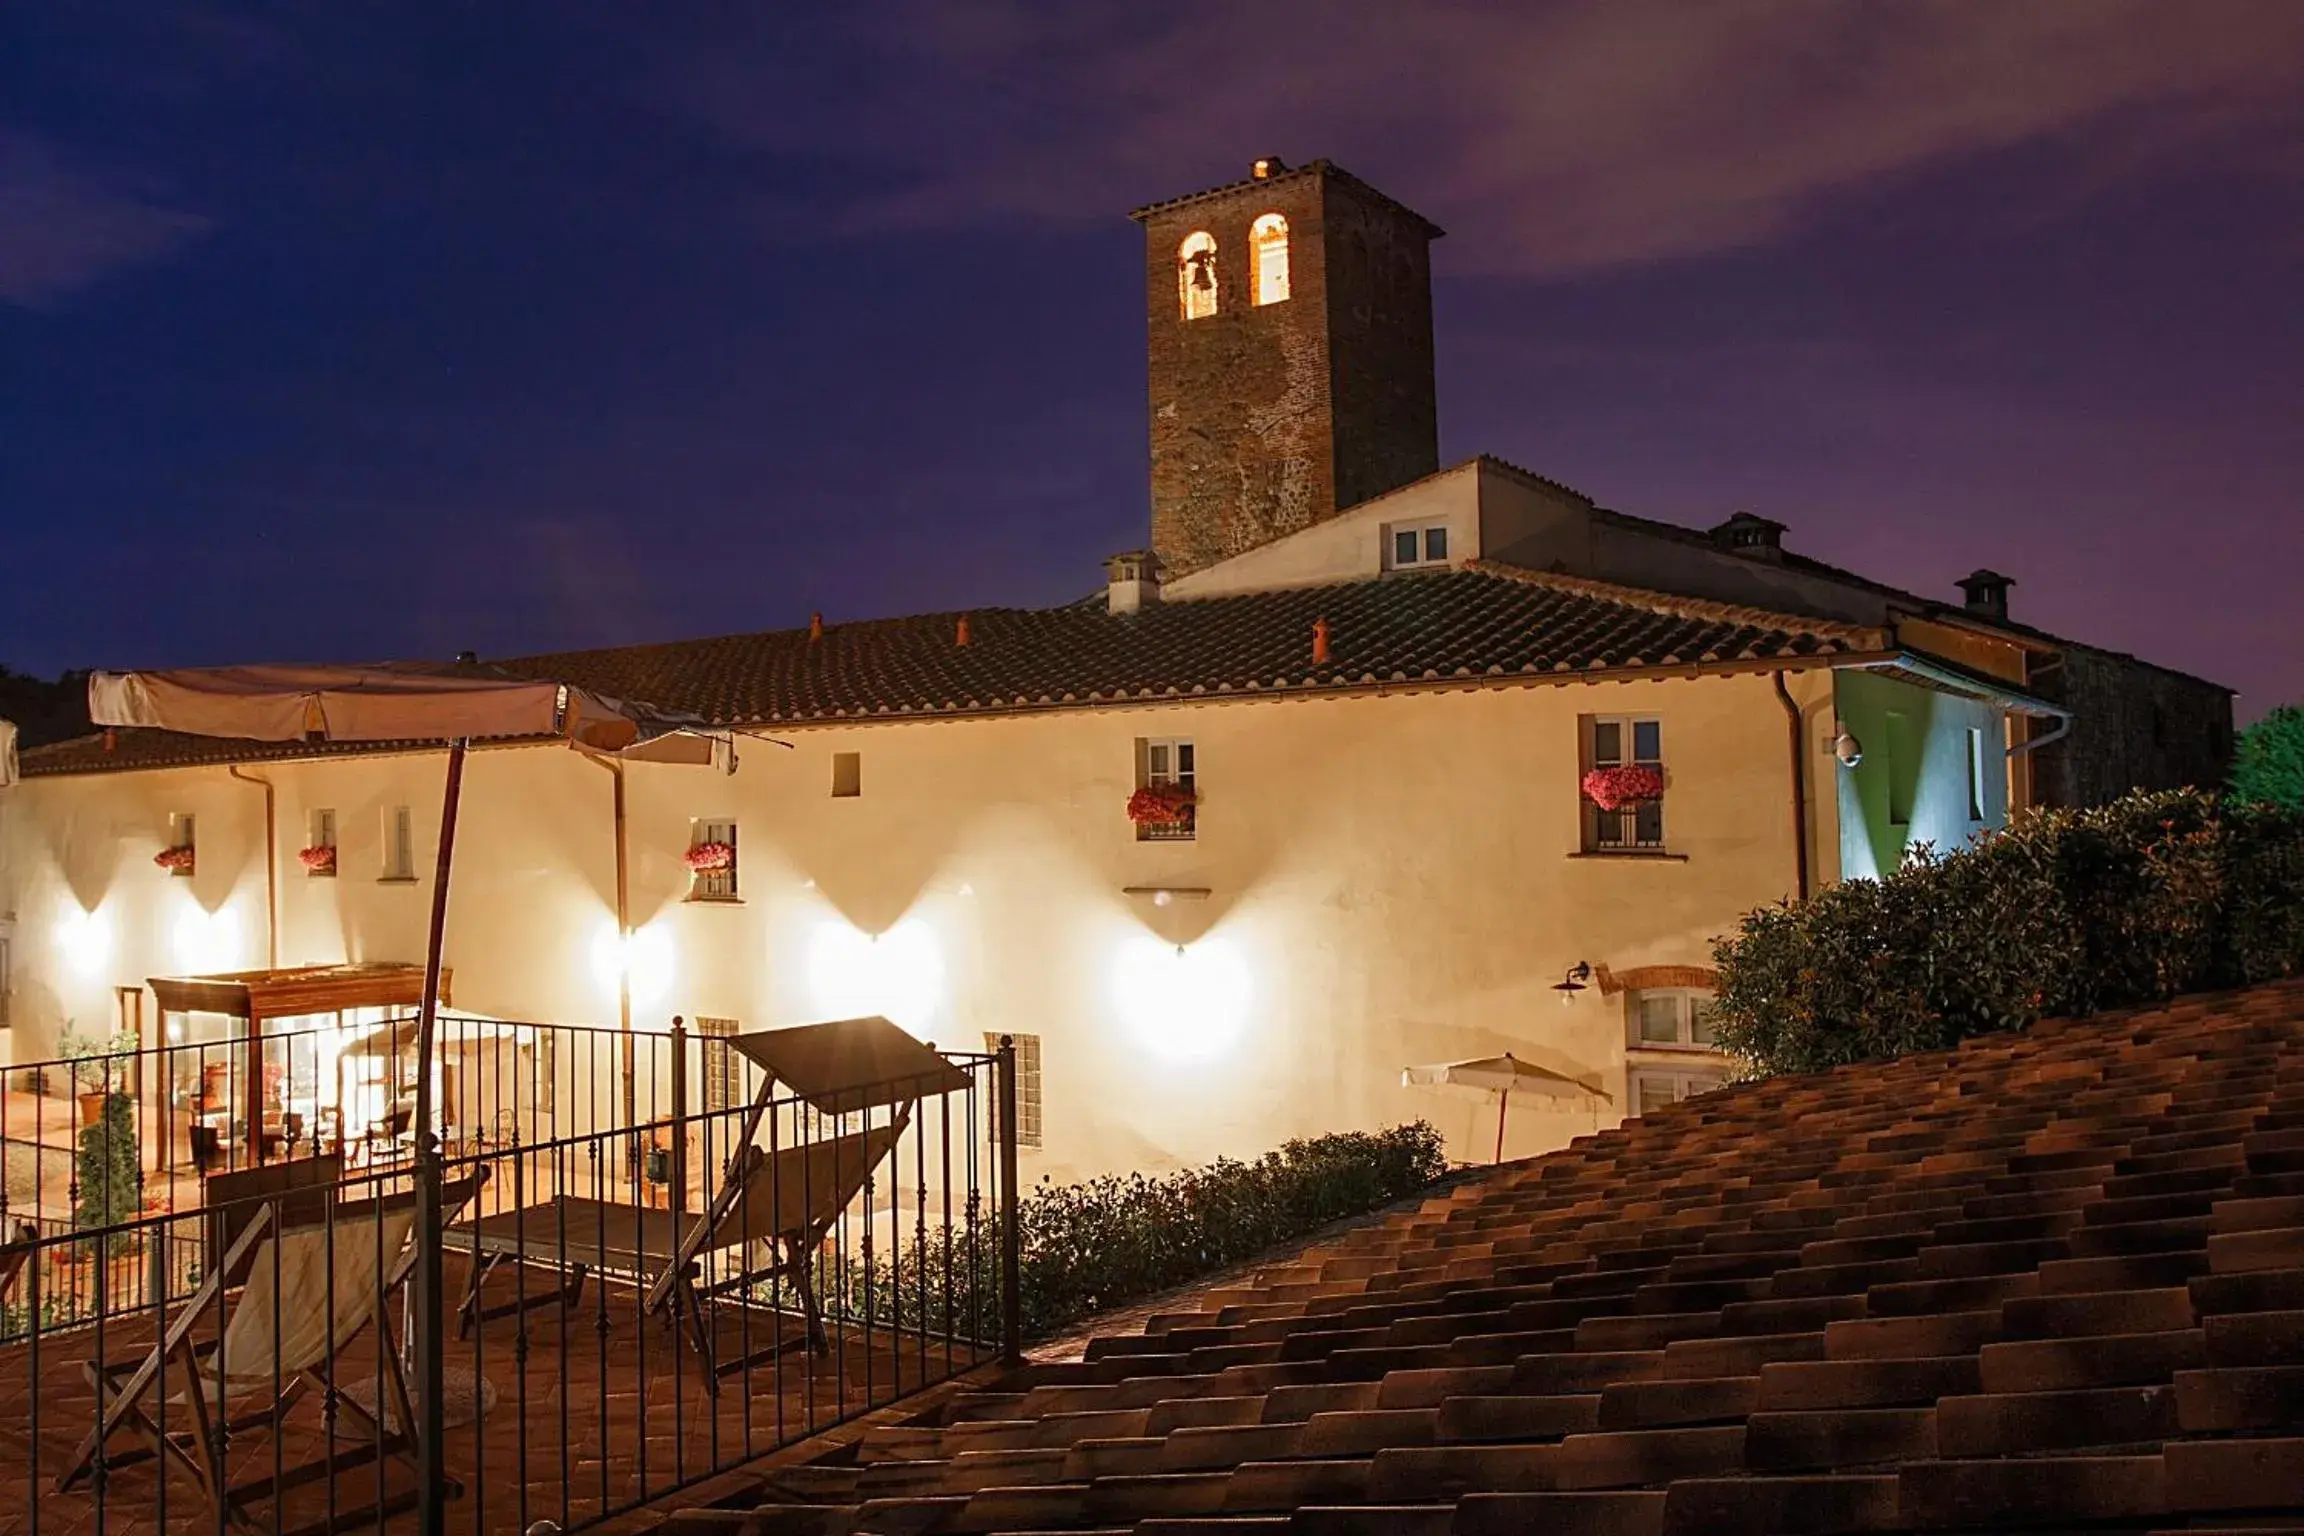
[{"xmin": 1465, "ymin": 560, "xmax": 1891, "ymax": 648}]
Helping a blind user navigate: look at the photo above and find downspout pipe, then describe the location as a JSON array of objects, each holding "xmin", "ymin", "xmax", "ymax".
[
  {"xmin": 1771, "ymin": 671, "xmax": 1811, "ymax": 902},
  {"xmin": 583, "ymin": 752, "xmax": 636, "ymax": 1128},
  {"xmin": 227, "ymin": 766, "xmax": 279, "ymax": 968}
]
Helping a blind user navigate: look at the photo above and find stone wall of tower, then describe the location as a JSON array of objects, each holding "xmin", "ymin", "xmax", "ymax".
[{"xmin": 1138, "ymin": 163, "xmax": 1439, "ymax": 578}]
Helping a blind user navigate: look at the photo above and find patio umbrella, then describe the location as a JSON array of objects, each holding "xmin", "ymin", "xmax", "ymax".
[
  {"xmin": 1403, "ymin": 1053, "xmax": 1594, "ymax": 1165},
  {"xmin": 87, "ymin": 657, "xmax": 711, "ymax": 1536}
]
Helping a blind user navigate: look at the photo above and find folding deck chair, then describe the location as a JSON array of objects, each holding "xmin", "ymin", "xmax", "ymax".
[{"xmin": 57, "ymin": 1158, "xmax": 487, "ymax": 1531}]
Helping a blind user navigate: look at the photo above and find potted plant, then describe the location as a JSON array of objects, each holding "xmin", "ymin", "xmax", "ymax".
[
  {"xmin": 59, "ymin": 1027, "xmax": 138, "ymax": 1129},
  {"xmin": 1580, "ymin": 764, "xmax": 1665, "ymax": 811},
  {"xmin": 74, "ymin": 1089, "xmax": 143, "ymax": 1258},
  {"xmin": 154, "ymin": 844, "xmax": 196, "ymax": 875},
  {"xmin": 297, "ymin": 843, "xmax": 337, "ymax": 875},
  {"xmin": 1126, "ymin": 785, "xmax": 1197, "ymax": 827}
]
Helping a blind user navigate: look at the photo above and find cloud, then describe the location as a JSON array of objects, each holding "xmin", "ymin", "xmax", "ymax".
[
  {"xmin": 658, "ymin": 0, "xmax": 2304, "ymax": 275},
  {"xmin": 0, "ymin": 133, "xmax": 211, "ymax": 307}
]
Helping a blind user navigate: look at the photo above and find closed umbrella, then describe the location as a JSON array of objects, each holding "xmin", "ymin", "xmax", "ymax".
[{"xmin": 1404, "ymin": 1053, "xmax": 1594, "ymax": 1164}]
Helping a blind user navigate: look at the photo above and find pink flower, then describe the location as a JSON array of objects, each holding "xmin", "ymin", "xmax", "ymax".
[
  {"xmin": 1581, "ymin": 765, "xmax": 1665, "ymax": 810},
  {"xmin": 297, "ymin": 845, "xmax": 337, "ymax": 873},
  {"xmin": 1126, "ymin": 786, "xmax": 1197, "ymax": 825},
  {"xmin": 154, "ymin": 845, "xmax": 196, "ymax": 873},
  {"xmin": 685, "ymin": 841, "xmax": 735, "ymax": 873}
]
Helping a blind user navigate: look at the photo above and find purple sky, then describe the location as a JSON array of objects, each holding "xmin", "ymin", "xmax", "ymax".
[{"xmin": 5, "ymin": 4, "xmax": 2301, "ymax": 717}]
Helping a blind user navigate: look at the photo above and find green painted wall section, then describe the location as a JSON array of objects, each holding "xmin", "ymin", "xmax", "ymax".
[{"xmin": 1834, "ymin": 670, "xmax": 2009, "ymax": 882}]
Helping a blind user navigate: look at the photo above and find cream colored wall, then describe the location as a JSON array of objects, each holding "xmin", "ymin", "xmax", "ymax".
[
  {"xmin": 0, "ymin": 669, "xmax": 1842, "ymax": 1174},
  {"xmin": 1163, "ymin": 464, "xmax": 1481, "ymax": 597}
]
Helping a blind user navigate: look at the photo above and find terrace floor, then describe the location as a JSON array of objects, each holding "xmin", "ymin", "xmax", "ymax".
[{"xmin": 0, "ymin": 1251, "xmax": 993, "ymax": 1536}]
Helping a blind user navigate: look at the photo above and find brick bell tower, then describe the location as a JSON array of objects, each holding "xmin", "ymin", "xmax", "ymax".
[{"xmin": 1133, "ymin": 158, "xmax": 1444, "ymax": 579}]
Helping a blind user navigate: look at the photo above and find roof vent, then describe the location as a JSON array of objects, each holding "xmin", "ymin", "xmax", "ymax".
[
  {"xmin": 1252, "ymin": 157, "xmax": 1288, "ymax": 180},
  {"xmin": 1709, "ymin": 511, "xmax": 1787, "ymax": 562},
  {"xmin": 1105, "ymin": 549, "xmax": 1163, "ymax": 615},
  {"xmin": 1956, "ymin": 568, "xmax": 2014, "ymax": 622}
]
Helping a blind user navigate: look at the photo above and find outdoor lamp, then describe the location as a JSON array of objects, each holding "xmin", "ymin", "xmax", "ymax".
[
  {"xmin": 1833, "ymin": 725, "xmax": 1864, "ymax": 767},
  {"xmin": 1553, "ymin": 962, "xmax": 1592, "ymax": 1005}
]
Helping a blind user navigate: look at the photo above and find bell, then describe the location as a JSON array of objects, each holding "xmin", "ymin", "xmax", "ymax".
[{"xmin": 1190, "ymin": 260, "xmax": 1214, "ymax": 292}]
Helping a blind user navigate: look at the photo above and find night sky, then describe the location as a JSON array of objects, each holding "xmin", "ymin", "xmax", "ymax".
[{"xmin": 6, "ymin": 4, "xmax": 2301, "ymax": 718}]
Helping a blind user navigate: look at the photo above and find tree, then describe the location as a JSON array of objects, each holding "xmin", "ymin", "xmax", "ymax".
[{"xmin": 2230, "ymin": 704, "xmax": 2304, "ymax": 812}]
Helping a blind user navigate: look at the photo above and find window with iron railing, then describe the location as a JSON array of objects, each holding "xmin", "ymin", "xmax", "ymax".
[
  {"xmin": 1135, "ymin": 738, "xmax": 1197, "ymax": 841},
  {"xmin": 688, "ymin": 819, "xmax": 739, "ymax": 901},
  {"xmin": 1582, "ymin": 716, "xmax": 1666, "ymax": 852}
]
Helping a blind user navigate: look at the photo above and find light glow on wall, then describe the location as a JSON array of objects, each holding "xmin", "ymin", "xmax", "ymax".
[
  {"xmin": 590, "ymin": 918, "xmax": 674, "ymax": 1008},
  {"xmin": 170, "ymin": 903, "xmax": 242, "ymax": 973},
  {"xmin": 807, "ymin": 917, "xmax": 943, "ymax": 1037},
  {"xmin": 57, "ymin": 905, "xmax": 114, "ymax": 978},
  {"xmin": 1113, "ymin": 934, "xmax": 1249, "ymax": 1063}
]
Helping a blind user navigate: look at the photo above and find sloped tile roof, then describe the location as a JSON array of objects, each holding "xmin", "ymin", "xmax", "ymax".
[
  {"xmin": 17, "ymin": 567, "xmax": 1882, "ymax": 776},
  {"xmin": 701, "ymin": 978, "xmax": 2304, "ymax": 1532}
]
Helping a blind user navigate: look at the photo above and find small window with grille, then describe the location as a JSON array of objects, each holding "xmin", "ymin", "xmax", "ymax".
[
  {"xmin": 1582, "ymin": 716, "xmax": 1665, "ymax": 852},
  {"xmin": 688, "ymin": 819, "xmax": 739, "ymax": 901},
  {"xmin": 1135, "ymin": 738, "xmax": 1197, "ymax": 842},
  {"xmin": 983, "ymin": 1031, "xmax": 1044, "ymax": 1149},
  {"xmin": 694, "ymin": 1016, "xmax": 745, "ymax": 1113},
  {"xmin": 1631, "ymin": 1069, "xmax": 1725, "ymax": 1117}
]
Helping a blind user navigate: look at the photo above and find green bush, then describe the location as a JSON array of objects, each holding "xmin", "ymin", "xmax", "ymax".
[
  {"xmin": 841, "ymin": 1123, "xmax": 1448, "ymax": 1341},
  {"xmin": 74, "ymin": 1091, "xmax": 143, "ymax": 1252},
  {"xmin": 1710, "ymin": 788, "xmax": 2304, "ymax": 1078},
  {"xmin": 2230, "ymin": 704, "xmax": 2304, "ymax": 812}
]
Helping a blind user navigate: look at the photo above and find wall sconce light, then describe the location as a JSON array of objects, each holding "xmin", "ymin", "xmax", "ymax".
[
  {"xmin": 1832, "ymin": 724, "xmax": 1864, "ymax": 767},
  {"xmin": 1123, "ymin": 885, "xmax": 1212, "ymax": 909},
  {"xmin": 1552, "ymin": 961, "xmax": 1592, "ymax": 1005}
]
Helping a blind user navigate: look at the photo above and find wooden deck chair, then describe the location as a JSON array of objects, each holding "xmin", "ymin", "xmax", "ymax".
[
  {"xmin": 57, "ymin": 1167, "xmax": 487, "ymax": 1531},
  {"xmin": 644, "ymin": 1106, "xmax": 911, "ymax": 1384}
]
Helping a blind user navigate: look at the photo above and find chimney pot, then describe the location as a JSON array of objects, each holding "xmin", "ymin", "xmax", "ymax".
[
  {"xmin": 1105, "ymin": 549, "xmax": 1164, "ymax": 615},
  {"xmin": 1311, "ymin": 617, "xmax": 1331, "ymax": 664},
  {"xmin": 955, "ymin": 614, "xmax": 972, "ymax": 647},
  {"xmin": 1252, "ymin": 156, "xmax": 1288, "ymax": 180},
  {"xmin": 809, "ymin": 612, "xmax": 823, "ymax": 641},
  {"xmin": 1956, "ymin": 568, "xmax": 2015, "ymax": 621}
]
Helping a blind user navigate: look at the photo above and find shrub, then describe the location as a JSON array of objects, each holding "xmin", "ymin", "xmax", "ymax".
[
  {"xmin": 840, "ymin": 1123, "xmax": 1448, "ymax": 1342},
  {"xmin": 74, "ymin": 1091, "xmax": 143, "ymax": 1253},
  {"xmin": 2230, "ymin": 704, "xmax": 2304, "ymax": 813},
  {"xmin": 1711, "ymin": 788, "xmax": 2304, "ymax": 1077}
]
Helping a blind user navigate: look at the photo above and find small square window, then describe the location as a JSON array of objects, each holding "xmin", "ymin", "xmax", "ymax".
[
  {"xmin": 1386, "ymin": 524, "xmax": 1453, "ymax": 571},
  {"xmin": 1628, "ymin": 989, "xmax": 1718, "ymax": 1051},
  {"xmin": 1632, "ymin": 1068, "xmax": 1725, "ymax": 1116},
  {"xmin": 695, "ymin": 1016, "xmax": 746, "ymax": 1113},
  {"xmin": 689, "ymin": 819, "xmax": 739, "ymax": 900},
  {"xmin": 832, "ymin": 751, "xmax": 861, "ymax": 798}
]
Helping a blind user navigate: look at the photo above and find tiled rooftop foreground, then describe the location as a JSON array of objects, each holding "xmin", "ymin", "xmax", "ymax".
[{"xmin": 676, "ymin": 980, "xmax": 2304, "ymax": 1534}]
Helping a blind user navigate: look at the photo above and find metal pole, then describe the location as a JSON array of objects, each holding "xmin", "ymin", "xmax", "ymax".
[
  {"xmin": 1494, "ymin": 1087, "xmax": 1509, "ymax": 1165},
  {"xmin": 414, "ymin": 736, "xmax": 469, "ymax": 1536},
  {"xmin": 995, "ymin": 1035, "xmax": 1022, "ymax": 1366}
]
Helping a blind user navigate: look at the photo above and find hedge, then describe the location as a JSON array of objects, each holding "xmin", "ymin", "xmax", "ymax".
[
  {"xmin": 1710, "ymin": 788, "xmax": 2304, "ymax": 1078},
  {"xmin": 842, "ymin": 1122, "xmax": 1449, "ymax": 1341}
]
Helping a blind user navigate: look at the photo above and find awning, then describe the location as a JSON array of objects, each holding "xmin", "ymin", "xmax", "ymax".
[{"xmin": 149, "ymin": 962, "xmax": 448, "ymax": 1024}]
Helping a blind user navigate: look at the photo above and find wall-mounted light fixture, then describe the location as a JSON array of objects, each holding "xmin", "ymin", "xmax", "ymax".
[
  {"xmin": 1832, "ymin": 724, "xmax": 1864, "ymax": 768},
  {"xmin": 1552, "ymin": 961, "xmax": 1592, "ymax": 1006},
  {"xmin": 1122, "ymin": 885, "xmax": 1212, "ymax": 909}
]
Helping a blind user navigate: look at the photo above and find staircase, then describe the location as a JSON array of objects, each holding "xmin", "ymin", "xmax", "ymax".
[{"xmin": 674, "ymin": 979, "xmax": 2304, "ymax": 1534}]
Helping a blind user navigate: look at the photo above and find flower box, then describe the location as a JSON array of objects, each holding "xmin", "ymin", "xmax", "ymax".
[
  {"xmin": 298, "ymin": 844, "xmax": 337, "ymax": 874},
  {"xmin": 1126, "ymin": 786, "xmax": 1197, "ymax": 826},
  {"xmin": 1581, "ymin": 765, "xmax": 1665, "ymax": 811},
  {"xmin": 153, "ymin": 845, "xmax": 196, "ymax": 875},
  {"xmin": 684, "ymin": 841, "xmax": 735, "ymax": 873}
]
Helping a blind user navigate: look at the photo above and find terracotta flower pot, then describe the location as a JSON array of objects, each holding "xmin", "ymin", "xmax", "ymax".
[{"xmin": 79, "ymin": 1092, "xmax": 109, "ymax": 1128}]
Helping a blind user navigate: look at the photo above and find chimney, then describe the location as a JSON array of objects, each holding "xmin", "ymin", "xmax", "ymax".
[
  {"xmin": 1251, "ymin": 156, "xmax": 1288, "ymax": 180},
  {"xmin": 1709, "ymin": 511, "xmax": 1787, "ymax": 562},
  {"xmin": 1956, "ymin": 568, "xmax": 2014, "ymax": 622},
  {"xmin": 1105, "ymin": 549, "xmax": 1164, "ymax": 615}
]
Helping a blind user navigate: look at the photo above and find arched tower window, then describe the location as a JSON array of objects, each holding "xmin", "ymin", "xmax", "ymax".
[
  {"xmin": 1178, "ymin": 231, "xmax": 1218, "ymax": 320},
  {"xmin": 1251, "ymin": 213, "xmax": 1289, "ymax": 305}
]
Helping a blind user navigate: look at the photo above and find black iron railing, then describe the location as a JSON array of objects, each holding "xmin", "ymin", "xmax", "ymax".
[{"xmin": 2, "ymin": 1024, "xmax": 1022, "ymax": 1536}]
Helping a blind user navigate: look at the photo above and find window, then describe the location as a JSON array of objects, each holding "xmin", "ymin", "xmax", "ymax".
[
  {"xmin": 1583, "ymin": 716, "xmax": 1665, "ymax": 851},
  {"xmin": 1178, "ymin": 231, "xmax": 1218, "ymax": 320},
  {"xmin": 167, "ymin": 812, "xmax": 197, "ymax": 876},
  {"xmin": 1966, "ymin": 728, "xmax": 1986, "ymax": 822},
  {"xmin": 1630, "ymin": 989, "xmax": 1717, "ymax": 1050},
  {"xmin": 1136, "ymin": 738, "xmax": 1197, "ymax": 841},
  {"xmin": 1632, "ymin": 1069, "xmax": 1726, "ymax": 1117},
  {"xmin": 689, "ymin": 819, "xmax": 739, "ymax": 901},
  {"xmin": 831, "ymin": 751, "xmax": 861, "ymax": 798},
  {"xmin": 1886, "ymin": 711, "xmax": 1918, "ymax": 827},
  {"xmin": 1387, "ymin": 524, "xmax": 1450, "ymax": 570},
  {"xmin": 695, "ymin": 1016, "xmax": 745, "ymax": 1113},
  {"xmin": 307, "ymin": 808, "xmax": 338, "ymax": 877},
  {"xmin": 381, "ymin": 805, "xmax": 415, "ymax": 881},
  {"xmin": 1251, "ymin": 213, "xmax": 1289, "ymax": 305},
  {"xmin": 984, "ymin": 1031, "xmax": 1044, "ymax": 1149}
]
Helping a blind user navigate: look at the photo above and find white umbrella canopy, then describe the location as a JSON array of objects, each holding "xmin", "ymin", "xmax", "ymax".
[
  {"xmin": 87, "ymin": 660, "xmax": 696, "ymax": 753},
  {"xmin": 1404, "ymin": 1052, "xmax": 1603, "ymax": 1165}
]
